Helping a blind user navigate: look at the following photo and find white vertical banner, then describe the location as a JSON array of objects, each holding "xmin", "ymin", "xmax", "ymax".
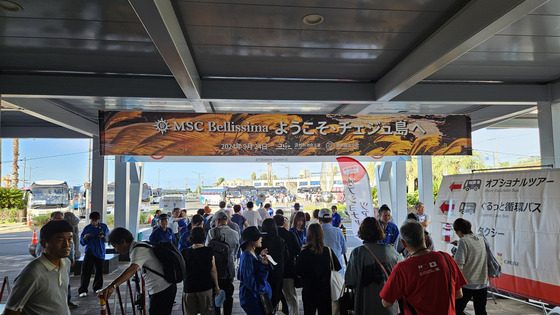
[
  {"xmin": 434, "ymin": 169, "xmax": 560, "ymax": 305},
  {"xmin": 336, "ymin": 157, "xmax": 375, "ymax": 239}
]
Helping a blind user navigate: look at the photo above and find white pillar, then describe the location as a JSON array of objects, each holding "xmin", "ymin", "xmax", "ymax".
[
  {"xmin": 128, "ymin": 162, "xmax": 144, "ymax": 239},
  {"xmin": 417, "ymin": 156, "xmax": 434, "ymax": 219},
  {"xmin": 114, "ymin": 156, "xmax": 129, "ymax": 229},
  {"xmin": 91, "ymin": 136, "xmax": 108, "ymax": 223},
  {"xmin": 538, "ymin": 101, "xmax": 560, "ymax": 167},
  {"xmin": 375, "ymin": 162, "xmax": 392, "ymax": 214},
  {"xmin": 391, "ymin": 161, "xmax": 407, "ymax": 225}
]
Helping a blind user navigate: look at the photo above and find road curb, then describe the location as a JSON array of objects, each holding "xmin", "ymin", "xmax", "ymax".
[{"xmin": 0, "ymin": 223, "xmax": 34, "ymax": 234}]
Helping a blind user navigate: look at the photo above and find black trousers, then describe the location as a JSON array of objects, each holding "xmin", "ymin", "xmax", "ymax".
[
  {"xmin": 455, "ymin": 287, "xmax": 488, "ymax": 315},
  {"xmin": 215, "ymin": 278, "xmax": 234, "ymax": 315},
  {"xmin": 78, "ymin": 250, "xmax": 104, "ymax": 294},
  {"xmin": 302, "ymin": 290, "xmax": 331, "ymax": 315},
  {"xmin": 149, "ymin": 283, "xmax": 177, "ymax": 315}
]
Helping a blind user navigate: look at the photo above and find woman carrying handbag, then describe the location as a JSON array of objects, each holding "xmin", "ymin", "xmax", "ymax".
[{"xmin": 345, "ymin": 217, "xmax": 403, "ymax": 315}]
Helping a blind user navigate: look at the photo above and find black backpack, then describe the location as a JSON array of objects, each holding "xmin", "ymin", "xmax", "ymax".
[
  {"xmin": 207, "ymin": 229, "xmax": 232, "ymax": 280},
  {"xmin": 133, "ymin": 241, "xmax": 186, "ymax": 283}
]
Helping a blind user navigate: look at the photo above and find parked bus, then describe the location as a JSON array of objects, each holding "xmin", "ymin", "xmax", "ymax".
[
  {"xmin": 200, "ymin": 187, "xmax": 226, "ymax": 205},
  {"xmin": 27, "ymin": 180, "xmax": 71, "ymax": 217}
]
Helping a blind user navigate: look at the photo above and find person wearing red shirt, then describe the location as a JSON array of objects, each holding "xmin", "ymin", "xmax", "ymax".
[{"xmin": 380, "ymin": 220, "xmax": 467, "ymax": 315}]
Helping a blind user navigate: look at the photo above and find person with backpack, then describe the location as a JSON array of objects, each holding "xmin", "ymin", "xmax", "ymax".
[
  {"xmin": 274, "ymin": 215, "xmax": 300, "ymax": 315},
  {"xmin": 205, "ymin": 211, "xmax": 239, "ymax": 315},
  {"xmin": 181, "ymin": 227, "xmax": 220, "ymax": 315},
  {"xmin": 98, "ymin": 227, "xmax": 179, "ymax": 315},
  {"xmin": 452, "ymin": 218, "xmax": 488, "ymax": 315}
]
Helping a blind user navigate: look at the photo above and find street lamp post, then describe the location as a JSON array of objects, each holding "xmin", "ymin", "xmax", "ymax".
[
  {"xmin": 192, "ymin": 171, "xmax": 204, "ymax": 193},
  {"xmin": 157, "ymin": 167, "xmax": 167, "ymax": 189}
]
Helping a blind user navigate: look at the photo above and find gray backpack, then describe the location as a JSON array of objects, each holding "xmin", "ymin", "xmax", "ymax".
[{"xmin": 480, "ymin": 233, "xmax": 502, "ymax": 278}]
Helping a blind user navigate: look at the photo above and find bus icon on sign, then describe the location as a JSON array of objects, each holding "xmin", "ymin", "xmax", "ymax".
[
  {"xmin": 463, "ymin": 179, "xmax": 481, "ymax": 191},
  {"xmin": 459, "ymin": 202, "xmax": 476, "ymax": 214},
  {"xmin": 342, "ymin": 166, "xmax": 359, "ymax": 176}
]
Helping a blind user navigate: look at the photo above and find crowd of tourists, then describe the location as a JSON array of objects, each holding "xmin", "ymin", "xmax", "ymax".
[{"xmin": 3, "ymin": 200, "xmax": 489, "ymax": 315}]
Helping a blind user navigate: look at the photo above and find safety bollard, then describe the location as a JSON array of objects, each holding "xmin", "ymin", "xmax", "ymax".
[
  {"xmin": 99, "ymin": 297, "xmax": 106, "ymax": 315},
  {"xmin": 342, "ymin": 226, "xmax": 347, "ymax": 241}
]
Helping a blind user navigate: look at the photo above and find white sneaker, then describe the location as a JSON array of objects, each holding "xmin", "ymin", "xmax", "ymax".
[
  {"xmin": 79, "ymin": 292, "xmax": 87, "ymax": 298},
  {"xmin": 95, "ymin": 290, "xmax": 102, "ymax": 294}
]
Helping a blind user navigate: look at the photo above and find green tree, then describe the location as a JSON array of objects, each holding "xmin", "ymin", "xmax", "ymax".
[
  {"xmin": 217, "ymin": 177, "xmax": 225, "ymax": 186},
  {"xmin": 0, "ymin": 187, "xmax": 25, "ymax": 209},
  {"xmin": 259, "ymin": 173, "xmax": 267, "ymax": 180},
  {"xmin": 251, "ymin": 172, "xmax": 257, "ymax": 180}
]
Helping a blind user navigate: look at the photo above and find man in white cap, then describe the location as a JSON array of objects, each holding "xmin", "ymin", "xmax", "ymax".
[{"xmin": 318, "ymin": 208, "xmax": 346, "ymax": 275}]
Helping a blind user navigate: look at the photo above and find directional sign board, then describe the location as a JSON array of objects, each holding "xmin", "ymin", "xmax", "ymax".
[{"xmin": 434, "ymin": 169, "xmax": 560, "ymax": 305}]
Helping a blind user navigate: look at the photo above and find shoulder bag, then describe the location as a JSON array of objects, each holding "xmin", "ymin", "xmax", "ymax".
[{"xmin": 329, "ymin": 247, "xmax": 345, "ymax": 301}]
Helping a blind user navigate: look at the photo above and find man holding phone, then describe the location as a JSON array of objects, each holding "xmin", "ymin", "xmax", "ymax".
[{"xmin": 78, "ymin": 211, "xmax": 109, "ymax": 297}]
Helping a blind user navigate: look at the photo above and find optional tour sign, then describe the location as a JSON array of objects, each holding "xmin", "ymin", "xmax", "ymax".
[{"xmin": 99, "ymin": 111, "xmax": 471, "ymax": 156}]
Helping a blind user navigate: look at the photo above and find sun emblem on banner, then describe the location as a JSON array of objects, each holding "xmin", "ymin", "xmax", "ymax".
[{"xmin": 154, "ymin": 118, "xmax": 171, "ymax": 135}]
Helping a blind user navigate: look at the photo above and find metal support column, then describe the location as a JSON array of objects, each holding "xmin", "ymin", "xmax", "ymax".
[
  {"xmin": 114, "ymin": 156, "xmax": 129, "ymax": 229},
  {"xmin": 417, "ymin": 156, "xmax": 434, "ymax": 224},
  {"xmin": 538, "ymin": 101, "xmax": 560, "ymax": 167},
  {"xmin": 91, "ymin": 136, "xmax": 108, "ymax": 224},
  {"xmin": 127, "ymin": 161, "xmax": 143, "ymax": 239},
  {"xmin": 375, "ymin": 162, "xmax": 392, "ymax": 213},
  {"xmin": 391, "ymin": 161, "xmax": 407, "ymax": 225}
]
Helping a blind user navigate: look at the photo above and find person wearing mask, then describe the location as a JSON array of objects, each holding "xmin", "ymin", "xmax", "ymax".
[
  {"xmin": 274, "ymin": 214, "xmax": 300, "ymax": 315},
  {"xmin": 257, "ymin": 218, "xmax": 285, "ymax": 311},
  {"xmin": 378, "ymin": 205, "xmax": 399, "ymax": 245},
  {"xmin": 4, "ymin": 220, "xmax": 74, "ymax": 315},
  {"xmin": 181, "ymin": 227, "xmax": 220, "ymax": 315},
  {"xmin": 78, "ymin": 211, "xmax": 109, "ymax": 297},
  {"xmin": 290, "ymin": 211, "xmax": 307, "ymax": 249},
  {"xmin": 98, "ymin": 227, "xmax": 177, "ymax": 315},
  {"xmin": 380, "ymin": 220, "xmax": 467, "ymax": 314},
  {"xmin": 237, "ymin": 226, "xmax": 272, "ymax": 315},
  {"xmin": 149, "ymin": 214, "xmax": 176, "ymax": 243},
  {"xmin": 452, "ymin": 218, "xmax": 488, "ymax": 315},
  {"xmin": 345, "ymin": 217, "xmax": 403, "ymax": 315},
  {"xmin": 295, "ymin": 224, "xmax": 341, "ymax": 315},
  {"xmin": 179, "ymin": 214, "xmax": 205, "ymax": 251}
]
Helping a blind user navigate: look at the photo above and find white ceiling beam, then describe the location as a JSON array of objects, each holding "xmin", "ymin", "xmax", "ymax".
[
  {"xmin": 2, "ymin": 99, "xmax": 98, "ymax": 137},
  {"xmin": 469, "ymin": 104, "xmax": 536, "ymax": 131},
  {"xmin": 129, "ymin": 0, "xmax": 209, "ymax": 112},
  {"xmin": 374, "ymin": 0, "xmax": 549, "ymax": 102}
]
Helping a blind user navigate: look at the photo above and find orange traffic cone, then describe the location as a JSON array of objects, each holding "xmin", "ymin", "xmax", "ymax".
[
  {"xmin": 147, "ymin": 215, "xmax": 152, "ymax": 224},
  {"xmin": 27, "ymin": 216, "xmax": 32, "ymax": 226},
  {"xmin": 31, "ymin": 230, "xmax": 38, "ymax": 245}
]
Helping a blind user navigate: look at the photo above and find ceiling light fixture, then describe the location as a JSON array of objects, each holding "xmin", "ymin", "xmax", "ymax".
[
  {"xmin": 302, "ymin": 14, "xmax": 324, "ymax": 26},
  {"xmin": 0, "ymin": 0, "xmax": 23, "ymax": 12}
]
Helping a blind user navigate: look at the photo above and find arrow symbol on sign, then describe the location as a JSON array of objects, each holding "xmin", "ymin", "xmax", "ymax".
[
  {"xmin": 440, "ymin": 202, "xmax": 455, "ymax": 213},
  {"xmin": 449, "ymin": 182, "xmax": 462, "ymax": 191}
]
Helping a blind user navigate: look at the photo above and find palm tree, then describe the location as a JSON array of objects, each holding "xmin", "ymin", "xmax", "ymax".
[{"xmin": 11, "ymin": 139, "xmax": 19, "ymax": 188}]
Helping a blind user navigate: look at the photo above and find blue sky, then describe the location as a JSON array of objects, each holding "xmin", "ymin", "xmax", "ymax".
[{"xmin": 1, "ymin": 128, "xmax": 541, "ymax": 190}]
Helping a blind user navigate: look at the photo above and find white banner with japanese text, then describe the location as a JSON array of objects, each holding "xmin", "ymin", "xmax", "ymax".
[
  {"xmin": 336, "ymin": 157, "xmax": 375, "ymax": 240},
  {"xmin": 433, "ymin": 169, "xmax": 560, "ymax": 304}
]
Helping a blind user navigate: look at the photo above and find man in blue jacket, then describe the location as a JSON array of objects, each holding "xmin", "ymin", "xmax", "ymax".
[
  {"xmin": 78, "ymin": 211, "xmax": 109, "ymax": 297},
  {"xmin": 149, "ymin": 213, "xmax": 176, "ymax": 243}
]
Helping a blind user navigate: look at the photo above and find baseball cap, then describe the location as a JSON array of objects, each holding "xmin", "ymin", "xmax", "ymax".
[
  {"xmin": 319, "ymin": 208, "xmax": 332, "ymax": 219},
  {"xmin": 214, "ymin": 211, "xmax": 228, "ymax": 221}
]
